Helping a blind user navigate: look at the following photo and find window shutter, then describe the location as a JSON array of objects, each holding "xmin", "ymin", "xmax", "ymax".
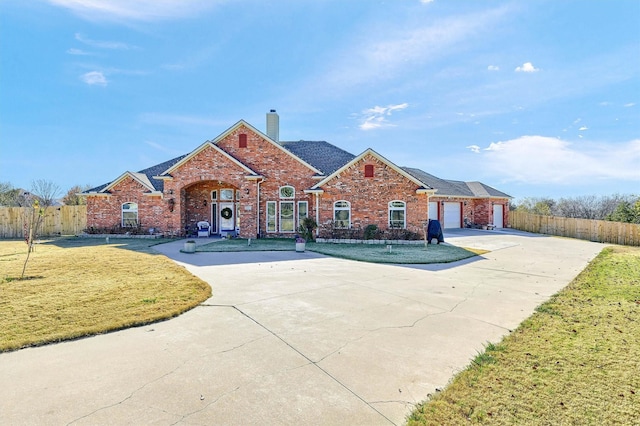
[{"xmin": 364, "ymin": 164, "xmax": 374, "ymax": 177}]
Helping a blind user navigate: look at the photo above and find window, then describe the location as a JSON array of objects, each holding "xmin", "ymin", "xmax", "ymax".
[
  {"xmin": 239, "ymin": 133, "xmax": 247, "ymax": 148},
  {"xmin": 280, "ymin": 201, "xmax": 295, "ymax": 232},
  {"xmin": 279, "ymin": 185, "xmax": 294, "ymax": 199},
  {"xmin": 211, "ymin": 190, "xmax": 217, "ymax": 200},
  {"xmin": 298, "ymin": 201, "xmax": 308, "ymax": 227},
  {"xmin": 122, "ymin": 202, "xmax": 138, "ymax": 227},
  {"xmin": 220, "ymin": 189, "xmax": 234, "ymax": 200},
  {"xmin": 389, "ymin": 201, "xmax": 406, "ymax": 228},
  {"xmin": 266, "ymin": 201, "xmax": 277, "ymax": 232},
  {"xmin": 236, "ymin": 190, "xmax": 241, "ymax": 201},
  {"xmin": 333, "ymin": 201, "xmax": 351, "ymax": 228},
  {"xmin": 364, "ymin": 164, "xmax": 374, "ymax": 178}
]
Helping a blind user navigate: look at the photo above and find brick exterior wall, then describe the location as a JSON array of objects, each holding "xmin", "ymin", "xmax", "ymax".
[
  {"xmin": 86, "ymin": 123, "xmax": 510, "ymax": 237},
  {"xmin": 216, "ymin": 125, "xmax": 318, "ymax": 238},
  {"xmin": 86, "ymin": 176, "xmax": 168, "ymax": 232},
  {"xmin": 317, "ymin": 154, "xmax": 429, "ymax": 236},
  {"xmin": 429, "ymin": 197, "xmax": 510, "ymax": 227}
]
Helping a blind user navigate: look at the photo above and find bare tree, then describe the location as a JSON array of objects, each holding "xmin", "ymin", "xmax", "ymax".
[
  {"xmin": 31, "ymin": 179, "xmax": 61, "ymax": 207},
  {"xmin": 20, "ymin": 180, "xmax": 61, "ymax": 279}
]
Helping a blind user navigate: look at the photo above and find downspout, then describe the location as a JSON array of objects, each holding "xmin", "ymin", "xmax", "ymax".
[
  {"xmin": 315, "ymin": 192, "xmax": 320, "ymax": 237},
  {"xmin": 256, "ymin": 178, "xmax": 264, "ymax": 238}
]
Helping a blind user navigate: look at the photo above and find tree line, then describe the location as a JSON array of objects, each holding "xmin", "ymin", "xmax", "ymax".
[
  {"xmin": 513, "ymin": 194, "xmax": 640, "ymax": 224},
  {"xmin": 0, "ymin": 181, "xmax": 90, "ymax": 207}
]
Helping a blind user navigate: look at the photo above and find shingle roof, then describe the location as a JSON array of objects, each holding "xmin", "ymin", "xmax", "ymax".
[
  {"xmin": 85, "ymin": 154, "xmax": 187, "ymax": 194},
  {"xmin": 402, "ymin": 167, "xmax": 511, "ymax": 198},
  {"xmin": 85, "ymin": 138, "xmax": 510, "ymax": 199},
  {"xmin": 281, "ymin": 141, "xmax": 355, "ymax": 175},
  {"xmin": 139, "ymin": 155, "xmax": 188, "ymax": 190},
  {"xmin": 465, "ymin": 181, "xmax": 511, "ymax": 198},
  {"xmin": 402, "ymin": 168, "xmax": 473, "ymax": 196}
]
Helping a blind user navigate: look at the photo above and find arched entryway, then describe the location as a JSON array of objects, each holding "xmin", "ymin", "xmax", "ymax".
[{"xmin": 183, "ymin": 181, "xmax": 240, "ymax": 237}]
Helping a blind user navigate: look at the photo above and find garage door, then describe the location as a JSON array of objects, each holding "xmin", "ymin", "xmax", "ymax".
[
  {"xmin": 443, "ymin": 202, "xmax": 461, "ymax": 228},
  {"xmin": 493, "ymin": 204, "xmax": 504, "ymax": 228},
  {"xmin": 429, "ymin": 201, "xmax": 438, "ymax": 221}
]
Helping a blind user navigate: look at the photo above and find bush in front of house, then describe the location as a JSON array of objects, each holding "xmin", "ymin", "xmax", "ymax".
[
  {"xmin": 84, "ymin": 224, "xmax": 150, "ymax": 235},
  {"xmin": 317, "ymin": 222, "xmax": 422, "ymax": 241}
]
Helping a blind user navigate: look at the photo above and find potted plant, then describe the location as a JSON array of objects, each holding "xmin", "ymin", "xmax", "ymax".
[
  {"xmin": 183, "ymin": 240, "xmax": 196, "ymax": 253},
  {"xmin": 298, "ymin": 217, "xmax": 317, "ymax": 241},
  {"xmin": 295, "ymin": 236, "xmax": 306, "ymax": 252}
]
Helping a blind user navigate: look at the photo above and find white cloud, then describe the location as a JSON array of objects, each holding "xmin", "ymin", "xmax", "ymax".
[
  {"xmin": 358, "ymin": 103, "xmax": 409, "ymax": 130},
  {"xmin": 420, "ymin": 0, "xmax": 435, "ymax": 3},
  {"xmin": 479, "ymin": 136, "xmax": 640, "ymax": 184},
  {"xmin": 515, "ymin": 62, "xmax": 539, "ymax": 72},
  {"xmin": 144, "ymin": 140, "xmax": 182, "ymax": 155},
  {"xmin": 81, "ymin": 71, "xmax": 107, "ymax": 86},
  {"xmin": 467, "ymin": 145, "xmax": 481, "ymax": 153},
  {"xmin": 49, "ymin": 0, "xmax": 220, "ymax": 22},
  {"xmin": 487, "ymin": 65, "xmax": 499, "ymax": 71},
  {"xmin": 578, "ymin": 126, "xmax": 588, "ymax": 131},
  {"xmin": 66, "ymin": 48, "xmax": 92, "ymax": 55},
  {"xmin": 309, "ymin": 5, "xmax": 512, "ymax": 95},
  {"xmin": 624, "ymin": 103, "xmax": 636, "ymax": 107},
  {"xmin": 75, "ymin": 33, "xmax": 133, "ymax": 50}
]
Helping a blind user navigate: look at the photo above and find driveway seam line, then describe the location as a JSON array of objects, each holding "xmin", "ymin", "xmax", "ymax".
[{"xmin": 230, "ymin": 305, "xmax": 397, "ymax": 426}]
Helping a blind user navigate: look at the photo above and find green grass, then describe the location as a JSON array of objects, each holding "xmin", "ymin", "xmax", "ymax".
[
  {"xmin": 197, "ymin": 238, "xmax": 485, "ymax": 264},
  {"xmin": 196, "ymin": 237, "xmax": 299, "ymax": 252},
  {"xmin": 0, "ymin": 237, "xmax": 211, "ymax": 352},
  {"xmin": 407, "ymin": 246, "xmax": 640, "ymax": 425}
]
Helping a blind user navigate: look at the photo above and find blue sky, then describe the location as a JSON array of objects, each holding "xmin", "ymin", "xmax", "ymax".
[{"xmin": 1, "ymin": 0, "xmax": 638, "ymax": 201}]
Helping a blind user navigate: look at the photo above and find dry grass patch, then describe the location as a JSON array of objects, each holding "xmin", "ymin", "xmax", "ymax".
[
  {"xmin": 408, "ymin": 245, "xmax": 640, "ymax": 425},
  {"xmin": 0, "ymin": 238, "xmax": 211, "ymax": 352}
]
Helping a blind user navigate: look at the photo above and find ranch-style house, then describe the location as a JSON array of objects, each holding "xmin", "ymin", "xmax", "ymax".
[{"xmin": 84, "ymin": 110, "xmax": 511, "ymax": 239}]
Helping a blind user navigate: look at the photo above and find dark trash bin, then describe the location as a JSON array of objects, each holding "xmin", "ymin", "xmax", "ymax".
[{"xmin": 427, "ymin": 219, "xmax": 444, "ymax": 244}]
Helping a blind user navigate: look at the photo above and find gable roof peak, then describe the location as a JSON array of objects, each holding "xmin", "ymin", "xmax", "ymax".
[{"xmin": 311, "ymin": 147, "xmax": 433, "ymax": 191}]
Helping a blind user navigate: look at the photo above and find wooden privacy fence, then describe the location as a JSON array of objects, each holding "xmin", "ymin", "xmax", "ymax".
[
  {"xmin": 0, "ymin": 205, "xmax": 87, "ymax": 238},
  {"xmin": 510, "ymin": 211, "xmax": 640, "ymax": 246}
]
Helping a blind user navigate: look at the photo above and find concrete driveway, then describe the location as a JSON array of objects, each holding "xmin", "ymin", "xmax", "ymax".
[{"xmin": 0, "ymin": 230, "xmax": 604, "ymax": 425}]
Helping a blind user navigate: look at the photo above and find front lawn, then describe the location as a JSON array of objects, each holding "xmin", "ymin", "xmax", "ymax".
[
  {"xmin": 196, "ymin": 238, "xmax": 485, "ymax": 264},
  {"xmin": 0, "ymin": 238, "xmax": 211, "ymax": 352},
  {"xmin": 407, "ymin": 245, "xmax": 640, "ymax": 425}
]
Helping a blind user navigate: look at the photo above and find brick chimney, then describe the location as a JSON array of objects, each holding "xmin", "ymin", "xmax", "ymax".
[{"xmin": 266, "ymin": 109, "xmax": 279, "ymax": 143}]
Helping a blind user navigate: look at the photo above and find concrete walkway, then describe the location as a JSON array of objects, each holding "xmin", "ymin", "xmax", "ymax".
[{"xmin": 0, "ymin": 230, "xmax": 605, "ymax": 425}]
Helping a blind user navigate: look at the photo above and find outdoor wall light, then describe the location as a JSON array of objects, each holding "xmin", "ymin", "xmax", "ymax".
[
  {"xmin": 245, "ymin": 188, "xmax": 250, "ymax": 194},
  {"xmin": 203, "ymin": 200, "xmax": 208, "ymax": 207}
]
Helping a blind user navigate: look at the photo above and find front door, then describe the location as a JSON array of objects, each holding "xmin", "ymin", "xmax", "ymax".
[
  {"xmin": 493, "ymin": 204, "xmax": 504, "ymax": 228},
  {"xmin": 219, "ymin": 202, "xmax": 235, "ymax": 235}
]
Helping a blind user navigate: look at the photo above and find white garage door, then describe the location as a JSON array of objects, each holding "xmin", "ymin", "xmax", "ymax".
[
  {"xmin": 443, "ymin": 202, "xmax": 461, "ymax": 228},
  {"xmin": 493, "ymin": 204, "xmax": 504, "ymax": 228},
  {"xmin": 429, "ymin": 201, "xmax": 438, "ymax": 221}
]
